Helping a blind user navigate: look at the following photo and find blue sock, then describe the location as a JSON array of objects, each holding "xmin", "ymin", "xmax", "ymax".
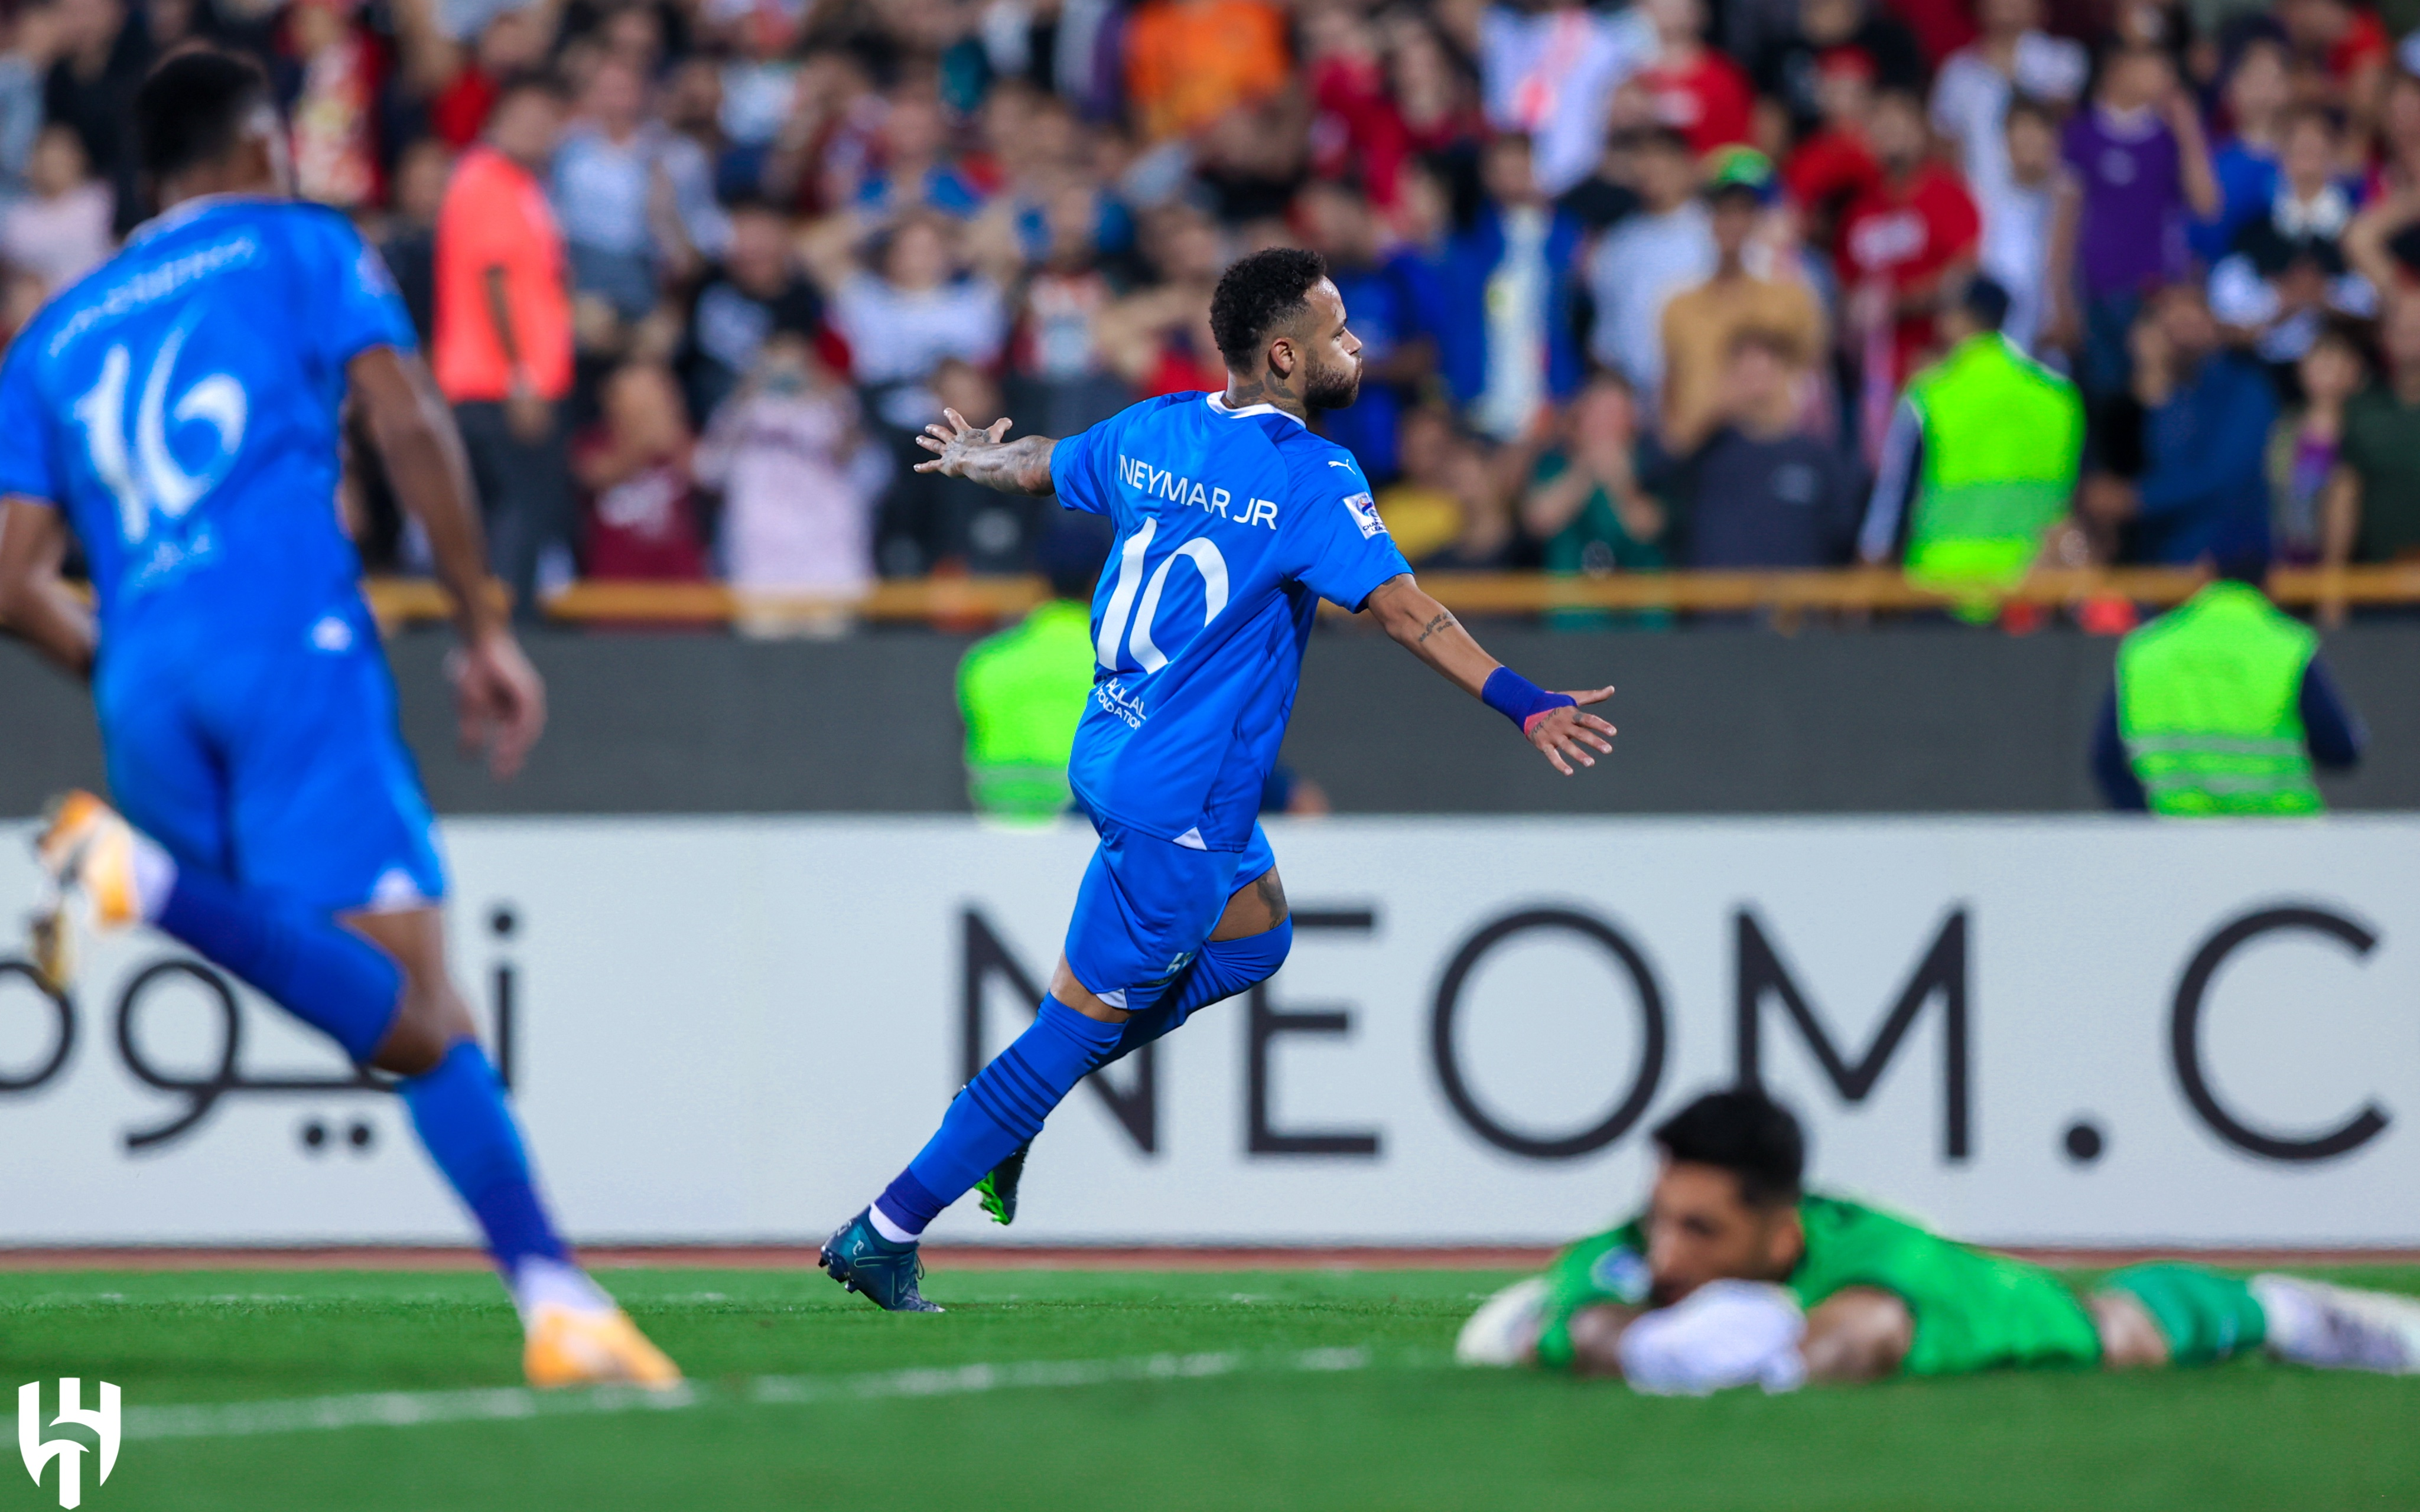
[
  {"xmin": 875, "ymin": 996, "xmax": 1123, "ymax": 1236},
  {"xmin": 401, "ymin": 1039, "xmax": 567, "ymax": 1276},
  {"xmin": 154, "ymin": 866, "xmax": 404, "ymax": 1064},
  {"xmin": 1105, "ymin": 918, "xmax": 1293, "ymax": 1067}
]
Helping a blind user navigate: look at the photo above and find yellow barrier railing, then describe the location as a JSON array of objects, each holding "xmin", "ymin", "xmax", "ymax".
[{"xmin": 354, "ymin": 565, "xmax": 2420, "ymax": 630}]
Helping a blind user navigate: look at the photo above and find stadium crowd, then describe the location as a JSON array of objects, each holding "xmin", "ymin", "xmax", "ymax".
[{"xmin": 4, "ymin": 0, "xmax": 2420, "ymax": 624}]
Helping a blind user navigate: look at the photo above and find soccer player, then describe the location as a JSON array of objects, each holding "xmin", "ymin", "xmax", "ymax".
[
  {"xmin": 818, "ymin": 247, "xmax": 1619, "ymax": 1310},
  {"xmin": 1457, "ymin": 1088, "xmax": 2420, "ymax": 1390},
  {"xmin": 0, "ymin": 51, "xmax": 676, "ymax": 1388}
]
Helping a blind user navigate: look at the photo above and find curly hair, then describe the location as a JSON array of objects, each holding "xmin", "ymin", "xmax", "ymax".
[{"xmin": 1208, "ymin": 247, "xmax": 1330, "ymax": 370}]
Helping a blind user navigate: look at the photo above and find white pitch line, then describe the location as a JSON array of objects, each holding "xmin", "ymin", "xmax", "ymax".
[{"xmin": 119, "ymin": 1347, "xmax": 1380, "ymax": 1443}]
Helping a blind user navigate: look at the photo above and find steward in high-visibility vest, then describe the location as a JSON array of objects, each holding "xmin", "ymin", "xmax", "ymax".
[
  {"xmin": 2105, "ymin": 578, "xmax": 2364, "ymax": 816},
  {"xmin": 1860, "ymin": 278, "xmax": 2083, "ymax": 613},
  {"xmin": 957, "ymin": 529, "xmax": 1110, "ymax": 822}
]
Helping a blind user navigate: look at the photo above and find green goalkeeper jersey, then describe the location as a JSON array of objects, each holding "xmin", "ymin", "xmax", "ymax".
[{"xmin": 1534, "ymin": 1192, "xmax": 2102, "ymax": 1377}]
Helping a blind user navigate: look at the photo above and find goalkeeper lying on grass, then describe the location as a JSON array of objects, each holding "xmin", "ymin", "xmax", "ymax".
[{"xmin": 1458, "ymin": 1088, "xmax": 2420, "ymax": 1393}]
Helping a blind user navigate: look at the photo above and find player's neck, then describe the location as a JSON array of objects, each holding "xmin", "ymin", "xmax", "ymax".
[
  {"xmin": 157, "ymin": 161, "xmax": 281, "ymax": 216},
  {"xmin": 1221, "ymin": 374, "xmax": 1310, "ymax": 423}
]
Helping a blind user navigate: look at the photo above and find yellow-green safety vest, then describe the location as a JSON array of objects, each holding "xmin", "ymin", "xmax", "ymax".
[
  {"xmin": 1903, "ymin": 334, "xmax": 2084, "ymax": 601},
  {"xmin": 957, "ymin": 599, "xmax": 1097, "ymax": 820},
  {"xmin": 2116, "ymin": 581, "xmax": 2323, "ymax": 816}
]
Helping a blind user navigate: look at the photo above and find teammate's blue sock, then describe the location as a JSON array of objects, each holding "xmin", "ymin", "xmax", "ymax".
[
  {"xmin": 401, "ymin": 1039, "xmax": 568, "ymax": 1276},
  {"xmin": 874, "ymin": 996, "xmax": 1124, "ymax": 1238},
  {"xmin": 1105, "ymin": 918, "xmax": 1294, "ymax": 1066},
  {"xmin": 152, "ymin": 865, "xmax": 405, "ymax": 1064}
]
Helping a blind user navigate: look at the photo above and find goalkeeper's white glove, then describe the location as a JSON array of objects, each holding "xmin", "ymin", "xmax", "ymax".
[{"xmin": 1616, "ymin": 1279, "xmax": 1807, "ymax": 1396}]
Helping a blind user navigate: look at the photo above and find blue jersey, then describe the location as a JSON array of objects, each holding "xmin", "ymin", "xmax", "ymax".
[
  {"xmin": 0, "ymin": 197, "xmax": 417, "ymax": 655},
  {"xmin": 1050, "ymin": 392, "xmax": 1411, "ymax": 851}
]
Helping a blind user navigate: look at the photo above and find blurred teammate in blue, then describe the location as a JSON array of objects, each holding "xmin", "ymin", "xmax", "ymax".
[
  {"xmin": 820, "ymin": 247, "xmax": 1621, "ymax": 1311},
  {"xmin": 0, "ymin": 50, "xmax": 676, "ymax": 1387}
]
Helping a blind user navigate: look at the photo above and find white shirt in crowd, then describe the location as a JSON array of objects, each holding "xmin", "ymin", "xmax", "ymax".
[
  {"xmin": 1978, "ymin": 175, "xmax": 2053, "ymax": 351},
  {"xmin": 1479, "ymin": 3, "xmax": 1658, "ymax": 197},
  {"xmin": 1474, "ymin": 204, "xmax": 1551, "ymax": 441},
  {"xmin": 1930, "ymin": 32, "xmax": 2087, "ymax": 224},
  {"xmin": 697, "ymin": 385, "xmax": 878, "ymax": 596},
  {"xmin": 0, "ymin": 180, "xmax": 110, "ymax": 291},
  {"xmin": 828, "ymin": 271, "xmax": 1007, "ymax": 429},
  {"xmin": 1585, "ymin": 199, "xmax": 1716, "ymax": 402}
]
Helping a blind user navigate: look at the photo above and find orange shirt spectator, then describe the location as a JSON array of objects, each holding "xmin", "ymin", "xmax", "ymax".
[
  {"xmin": 1124, "ymin": 0, "xmax": 1290, "ymax": 142},
  {"xmin": 433, "ymin": 142, "xmax": 572, "ymax": 402}
]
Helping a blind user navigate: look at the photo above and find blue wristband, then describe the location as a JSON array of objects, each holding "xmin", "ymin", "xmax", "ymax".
[{"xmin": 1482, "ymin": 667, "xmax": 1576, "ymax": 734}]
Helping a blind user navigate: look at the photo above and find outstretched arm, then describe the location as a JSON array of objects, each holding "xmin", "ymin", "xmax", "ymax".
[
  {"xmin": 913, "ymin": 407, "xmax": 1057, "ymax": 496},
  {"xmin": 1364, "ymin": 574, "xmax": 1616, "ymax": 776}
]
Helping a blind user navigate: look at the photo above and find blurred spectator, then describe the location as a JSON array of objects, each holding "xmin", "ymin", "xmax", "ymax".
[
  {"xmin": 1445, "ymin": 131, "xmax": 1585, "ymax": 442},
  {"xmin": 1928, "ymin": 0, "xmax": 2086, "ymax": 223},
  {"xmin": 2322, "ymin": 296, "xmax": 2420, "ymax": 586},
  {"xmin": 695, "ymin": 333, "xmax": 877, "ymax": 613},
  {"xmin": 805, "ymin": 207, "xmax": 1008, "ymax": 438},
  {"xmin": 2104, "ymin": 281, "xmax": 2278, "ymax": 565},
  {"xmin": 1387, "ymin": 11, "xmax": 1488, "ymax": 166},
  {"xmin": 1002, "ymin": 180, "xmax": 1131, "ymax": 440},
  {"xmin": 1754, "ymin": 0, "xmax": 1925, "ymax": 139},
  {"xmin": 0, "ymin": 6, "xmax": 65, "ymax": 206},
  {"xmin": 2051, "ymin": 43, "xmax": 2219, "ymax": 402},
  {"xmin": 1585, "ymin": 126, "xmax": 1711, "ymax": 412},
  {"xmin": 434, "ymin": 74, "xmax": 575, "ymax": 616},
  {"xmin": 1303, "ymin": 5, "xmax": 1411, "ymax": 211},
  {"xmin": 415, "ymin": 2, "xmax": 559, "ymax": 151},
  {"xmin": 573, "ymin": 360, "xmax": 707, "ymax": 582},
  {"xmin": 854, "ymin": 84, "xmax": 983, "ymax": 219},
  {"xmin": 2266, "ymin": 321, "xmax": 2364, "ymax": 565},
  {"xmin": 1667, "ymin": 328, "xmax": 1859, "ymax": 567},
  {"xmin": 44, "ymin": 0, "xmax": 148, "ymax": 230},
  {"xmin": 1976, "ymin": 97, "xmax": 2061, "ymax": 351},
  {"xmin": 1861, "ymin": 276, "xmax": 2084, "ymax": 597},
  {"xmin": 1658, "ymin": 148, "xmax": 1825, "ymax": 456},
  {"xmin": 376, "ymin": 138, "xmax": 454, "ymax": 346},
  {"xmin": 1096, "ymin": 204, "xmax": 1227, "ymax": 399},
  {"xmin": 1634, "ymin": 0, "xmax": 1756, "ymax": 155},
  {"xmin": 1780, "ymin": 44, "xmax": 1884, "ymax": 253},
  {"xmin": 2190, "ymin": 36, "xmax": 2292, "ymax": 265},
  {"xmin": 0, "ymin": 123, "xmax": 108, "ymax": 292},
  {"xmin": 2208, "ymin": 106, "xmax": 2374, "ymax": 369},
  {"xmin": 1123, "ymin": 0, "xmax": 1289, "ymax": 144},
  {"xmin": 2276, "ymin": 0, "xmax": 2386, "ymax": 166},
  {"xmin": 1376, "ymin": 404, "xmax": 1471, "ymax": 565},
  {"xmin": 681, "ymin": 196, "xmax": 822, "ymax": 426},
  {"xmin": 1299, "ymin": 177, "xmax": 1438, "ymax": 483},
  {"xmin": 286, "ymin": 0, "xmax": 382, "ymax": 210},
  {"xmin": 553, "ymin": 56, "xmax": 676, "ymax": 324},
  {"xmin": 915, "ymin": 359, "xmax": 1050, "ymax": 574},
  {"xmin": 1479, "ymin": 0, "xmax": 1657, "ymax": 197},
  {"xmin": 1837, "ymin": 87, "xmax": 1980, "ymax": 440},
  {"xmin": 1520, "ymin": 373, "xmax": 1668, "ymax": 574}
]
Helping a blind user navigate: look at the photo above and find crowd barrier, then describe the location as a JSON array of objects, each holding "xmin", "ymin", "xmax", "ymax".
[{"xmin": 357, "ymin": 565, "xmax": 2420, "ymax": 631}]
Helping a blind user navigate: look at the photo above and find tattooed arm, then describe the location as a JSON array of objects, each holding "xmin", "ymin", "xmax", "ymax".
[
  {"xmin": 912, "ymin": 407, "xmax": 1058, "ymax": 496},
  {"xmin": 1364, "ymin": 573, "xmax": 1618, "ymax": 775}
]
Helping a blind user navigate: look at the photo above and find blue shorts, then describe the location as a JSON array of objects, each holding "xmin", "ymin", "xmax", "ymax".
[
  {"xmin": 96, "ymin": 607, "xmax": 448, "ymax": 915},
  {"xmin": 1062, "ymin": 802, "xmax": 1276, "ymax": 1009}
]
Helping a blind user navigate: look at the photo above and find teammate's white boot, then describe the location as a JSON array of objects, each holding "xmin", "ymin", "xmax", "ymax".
[
  {"xmin": 27, "ymin": 790, "xmax": 154, "ymax": 992},
  {"xmin": 2251, "ymin": 1274, "xmax": 2420, "ymax": 1373}
]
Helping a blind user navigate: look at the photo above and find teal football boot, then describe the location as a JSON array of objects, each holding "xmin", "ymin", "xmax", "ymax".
[{"xmin": 818, "ymin": 1210, "xmax": 944, "ymax": 1312}]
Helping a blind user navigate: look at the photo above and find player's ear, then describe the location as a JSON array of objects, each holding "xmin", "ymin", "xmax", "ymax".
[{"xmin": 1266, "ymin": 333, "xmax": 1296, "ymax": 380}]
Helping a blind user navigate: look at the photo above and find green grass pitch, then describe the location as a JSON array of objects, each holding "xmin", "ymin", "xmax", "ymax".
[{"xmin": 4, "ymin": 1265, "xmax": 2417, "ymax": 1512}]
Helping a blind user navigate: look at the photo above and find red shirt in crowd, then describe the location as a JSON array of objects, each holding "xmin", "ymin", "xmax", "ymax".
[
  {"xmin": 1783, "ymin": 128, "xmax": 1884, "ymax": 248},
  {"xmin": 1837, "ymin": 162, "xmax": 1980, "ymax": 384},
  {"xmin": 1637, "ymin": 50, "xmax": 1756, "ymax": 156}
]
